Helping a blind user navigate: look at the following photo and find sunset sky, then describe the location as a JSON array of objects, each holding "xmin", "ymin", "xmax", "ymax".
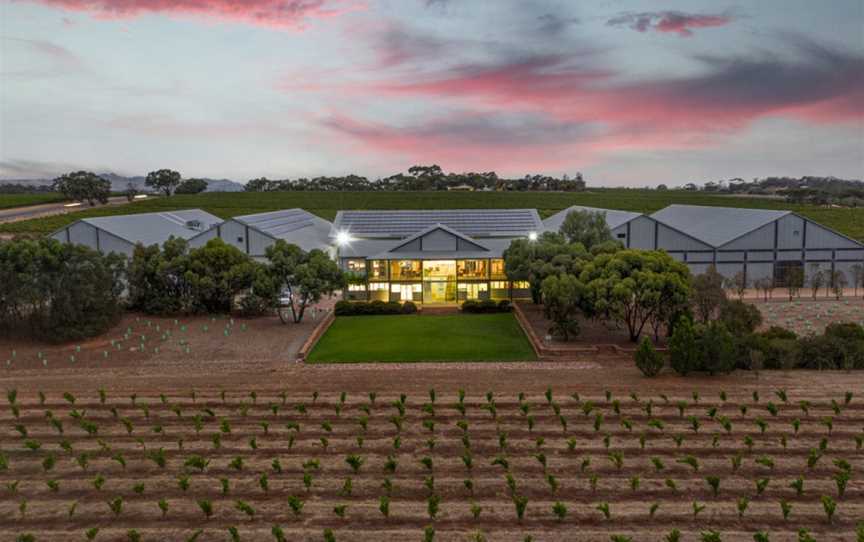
[{"xmin": 1, "ymin": 0, "xmax": 862, "ymax": 185}]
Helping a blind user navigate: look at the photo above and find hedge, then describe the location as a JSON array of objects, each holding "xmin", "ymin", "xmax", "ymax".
[
  {"xmin": 335, "ymin": 300, "xmax": 418, "ymax": 316},
  {"xmin": 461, "ymin": 299, "xmax": 512, "ymax": 313}
]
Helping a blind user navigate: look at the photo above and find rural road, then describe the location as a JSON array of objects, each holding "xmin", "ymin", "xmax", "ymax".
[{"xmin": 0, "ymin": 196, "xmax": 134, "ymax": 224}]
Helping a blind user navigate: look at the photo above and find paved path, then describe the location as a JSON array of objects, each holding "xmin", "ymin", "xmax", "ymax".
[{"xmin": 0, "ymin": 196, "xmax": 133, "ymax": 224}]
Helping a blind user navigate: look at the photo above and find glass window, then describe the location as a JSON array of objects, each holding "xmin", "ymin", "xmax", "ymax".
[
  {"xmin": 423, "ymin": 260, "xmax": 457, "ymax": 280},
  {"xmin": 344, "ymin": 259, "xmax": 366, "ymax": 275},
  {"xmin": 491, "ymin": 259, "xmax": 506, "ymax": 278},
  {"xmin": 390, "ymin": 260, "xmax": 422, "ymax": 280},
  {"xmin": 457, "ymin": 259, "xmax": 489, "ymax": 279},
  {"xmin": 347, "ymin": 284, "xmax": 366, "ymax": 292},
  {"xmin": 369, "ymin": 260, "xmax": 388, "ymax": 280},
  {"xmin": 512, "ymin": 280, "xmax": 531, "ymax": 289},
  {"xmin": 368, "ymin": 282, "xmax": 389, "ymax": 302}
]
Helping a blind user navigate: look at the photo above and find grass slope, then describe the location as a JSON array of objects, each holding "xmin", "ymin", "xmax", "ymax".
[
  {"xmin": 2, "ymin": 189, "xmax": 862, "ymax": 241},
  {"xmin": 307, "ymin": 313, "xmax": 537, "ymax": 363},
  {"xmin": 0, "ymin": 193, "xmax": 66, "ymax": 210}
]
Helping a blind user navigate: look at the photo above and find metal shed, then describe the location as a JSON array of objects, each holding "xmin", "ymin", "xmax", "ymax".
[
  {"xmin": 649, "ymin": 205, "xmax": 864, "ymax": 285},
  {"xmin": 50, "ymin": 209, "xmax": 223, "ymax": 257},
  {"xmin": 213, "ymin": 208, "xmax": 334, "ymax": 259}
]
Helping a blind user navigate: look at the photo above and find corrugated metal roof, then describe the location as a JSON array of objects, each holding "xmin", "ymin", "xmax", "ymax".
[
  {"xmin": 650, "ymin": 204, "xmax": 790, "ymax": 247},
  {"xmin": 389, "ymin": 223, "xmax": 490, "ymax": 252},
  {"xmin": 232, "ymin": 208, "xmax": 333, "ymax": 252},
  {"xmin": 333, "ymin": 209, "xmax": 542, "ymax": 238},
  {"xmin": 542, "ymin": 205, "xmax": 642, "ymax": 233},
  {"xmin": 82, "ymin": 209, "xmax": 222, "ymax": 246}
]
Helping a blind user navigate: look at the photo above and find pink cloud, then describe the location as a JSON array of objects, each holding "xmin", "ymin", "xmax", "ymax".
[
  {"xmin": 18, "ymin": 0, "xmax": 360, "ymax": 29},
  {"xmin": 607, "ymin": 11, "xmax": 732, "ymax": 37}
]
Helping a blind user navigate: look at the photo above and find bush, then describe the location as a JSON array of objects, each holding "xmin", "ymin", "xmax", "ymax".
[
  {"xmin": 669, "ymin": 316, "xmax": 699, "ymax": 376},
  {"xmin": 718, "ymin": 300, "xmax": 763, "ymax": 335},
  {"xmin": 698, "ymin": 322, "xmax": 737, "ymax": 375},
  {"xmin": 335, "ymin": 300, "xmax": 409, "ymax": 316},
  {"xmin": 634, "ymin": 338, "xmax": 665, "ymax": 377},
  {"xmin": 461, "ymin": 299, "xmax": 512, "ymax": 313}
]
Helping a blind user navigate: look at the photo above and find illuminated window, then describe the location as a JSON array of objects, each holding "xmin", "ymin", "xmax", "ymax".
[
  {"xmin": 369, "ymin": 282, "xmax": 388, "ymax": 291},
  {"xmin": 345, "ymin": 259, "xmax": 366, "ymax": 274},
  {"xmin": 347, "ymin": 284, "xmax": 366, "ymax": 292},
  {"xmin": 369, "ymin": 260, "xmax": 388, "ymax": 280},
  {"xmin": 390, "ymin": 260, "xmax": 422, "ymax": 280},
  {"xmin": 457, "ymin": 259, "xmax": 489, "ymax": 279},
  {"xmin": 512, "ymin": 281, "xmax": 531, "ymax": 289},
  {"xmin": 491, "ymin": 259, "xmax": 506, "ymax": 278},
  {"xmin": 423, "ymin": 260, "xmax": 457, "ymax": 280}
]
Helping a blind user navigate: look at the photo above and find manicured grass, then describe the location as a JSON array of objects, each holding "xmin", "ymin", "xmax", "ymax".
[
  {"xmin": 3, "ymin": 189, "xmax": 862, "ymax": 241},
  {"xmin": 0, "ymin": 193, "xmax": 66, "ymax": 210},
  {"xmin": 307, "ymin": 313, "xmax": 537, "ymax": 363}
]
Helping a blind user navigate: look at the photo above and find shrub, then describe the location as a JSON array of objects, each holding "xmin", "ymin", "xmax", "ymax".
[
  {"xmin": 335, "ymin": 300, "xmax": 406, "ymax": 316},
  {"xmin": 669, "ymin": 316, "xmax": 699, "ymax": 376},
  {"xmin": 697, "ymin": 322, "xmax": 736, "ymax": 375},
  {"xmin": 718, "ymin": 300, "xmax": 763, "ymax": 335},
  {"xmin": 401, "ymin": 301, "xmax": 418, "ymax": 314},
  {"xmin": 461, "ymin": 299, "xmax": 511, "ymax": 313},
  {"xmin": 634, "ymin": 338, "xmax": 664, "ymax": 377}
]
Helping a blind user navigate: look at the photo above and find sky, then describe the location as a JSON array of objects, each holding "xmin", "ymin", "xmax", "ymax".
[{"xmin": 0, "ymin": 0, "xmax": 862, "ymax": 186}]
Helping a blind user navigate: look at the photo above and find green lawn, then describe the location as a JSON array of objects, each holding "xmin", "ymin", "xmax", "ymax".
[
  {"xmin": 307, "ymin": 313, "xmax": 537, "ymax": 363},
  {"xmin": 2, "ymin": 189, "xmax": 862, "ymax": 241}
]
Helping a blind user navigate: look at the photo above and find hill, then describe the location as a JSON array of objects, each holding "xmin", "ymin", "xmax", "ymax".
[{"xmin": 0, "ymin": 174, "xmax": 244, "ymax": 194}]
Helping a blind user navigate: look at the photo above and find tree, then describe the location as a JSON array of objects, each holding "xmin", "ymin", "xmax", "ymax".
[
  {"xmin": 727, "ymin": 271, "xmax": 747, "ymax": 300},
  {"xmin": 634, "ymin": 338, "xmax": 664, "ymax": 377},
  {"xmin": 245, "ymin": 177, "xmax": 274, "ymax": 192},
  {"xmin": 669, "ymin": 316, "xmax": 699, "ymax": 376},
  {"xmin": 581, "ymin": 250, "xmax": 692, "ymax": 342},
  {"xmin": 127, "ymin": 238, "xmax": 192, "ymax": 314},
  {"xmin": 540, "ymin": 274, "xmax": 584, "ymax": 340},
  {"xmin": 692, "ymin": 266, "xmax": 726, "ymax": 323},
  {"xmin": 851, "ymin": 264, "xmax": 863, "ymax": 298},
  {"xmin": 808, "ymin": 265, "xmax": 824, "ymax": 299},
  {"xmin": 559, "ymin": 210, "xmax": 614, "ymax": 250},
  {"xmin": 145, "ymin": 169, "xmax": 182, "ymax": 196},
  {"xmin": 124, "ymin": 182, "xmax": 139, "ymax": 202},
  {"xmin": 754, "ymin": 277, "xmax": 774, "ymax": 302},
  {"xmin": 503, "ymin": 232, "xmax": 588, "ymax": 304},
  {"xmin": 787, "ymin": 267, "xmax": 804, "ymax": 301},
  {"xmin": 830, "ymin": 271, "xmax": 847, "ymax": 300},
  {"xmin": 718, "ymin": 300, "xmax": 763, "ymax": 335},
  {"xmin": 0, "ymin": 239, "xmax": 125, "ymax": 342},
  {"xmin": 52, "ymin": 171, "xmax": 110, "ymax": 205},
  {"xmin": 265, "ymin": 240, "xmax": 345, "ymax": 323},
  {"xmin": 175, "ymin": 178, "xmax": 208, "ymax": 195},
  {"xmin": 184, "ymin": 239, "xmax": 258, "ymax": 313}
]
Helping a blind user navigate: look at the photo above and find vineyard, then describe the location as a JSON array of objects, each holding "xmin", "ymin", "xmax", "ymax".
[{"xmin": 2, "ymin": 386, "xmax": 862, "ymax": 541}]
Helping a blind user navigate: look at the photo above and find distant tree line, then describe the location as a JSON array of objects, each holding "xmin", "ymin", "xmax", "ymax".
[
  {"xmin": 680, "ymin": 176, "xmax": 864, "ymax": 207},
  {"xmin": 245, "ymin": 165, "xmax": 587, "ymax": 192},
  {"xmin": 0, "ymin": 183, "xmax": 55, "ymax": 194}
]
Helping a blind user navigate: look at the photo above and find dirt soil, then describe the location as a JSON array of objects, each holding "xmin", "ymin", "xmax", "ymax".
[
  {"xmin": 749, "ymin": 297, "xmax": 864, "ymax": 336},
  {"xmin": 1, "ymin": 356, "xmax": 862, "ymax": 541},
  {"xmin": 520, "ymin": 303, "xmax": 651, "ymax": 348}
]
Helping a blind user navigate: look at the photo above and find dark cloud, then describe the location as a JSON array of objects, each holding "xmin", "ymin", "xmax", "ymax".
[
  {"xmin": 607, "ymin": 10, "xmax": 732, "ymax": 37},
  {"xmin": 536, "ymin": 13, "xmax": 580, "ymax": 35}
]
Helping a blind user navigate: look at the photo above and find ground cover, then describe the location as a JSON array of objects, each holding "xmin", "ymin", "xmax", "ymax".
[
  {"xmin": 0, "ymin": 194, "xmax": 66, "ymax": 210},
  {"xmin": 2, "ymin": 190, "xmax": 862, "ymax": 242},
  {"xmin": 754, "ymin": 298, "xmax": 864, "ymax": 336},
  {"xmin": 307, "ymin": 314, "xmax": 537, "ymax": 363},
  {"xmin": 1, "ymin": 384, "xmax": 861, "ymax": 541}
]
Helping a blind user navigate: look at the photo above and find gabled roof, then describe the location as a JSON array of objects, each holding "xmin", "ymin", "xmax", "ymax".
[
  {"xmin": 233, "ymin": 209, "xmax": 330, "ymax": 239},
  {"xmin": 230, "ymin": 208, "xmax": 332, "ymax": 252},
  {"xmin": 650, "ymin": 204, "xmax": 791, "ymax": 248},
  {"xmin": 332, "ymin": 209, "xmax": 542, "ymax": 238},
  {"xmin": 78, "ymin": 209, "xmax": 222, "ymax": 246},
  {"xmin": 389, "ymin": 223, "xmax": 490, "ymax": 252},
  {"xmin": 542, "ymin": 205, "xmax": 643, "ymax": 233}
]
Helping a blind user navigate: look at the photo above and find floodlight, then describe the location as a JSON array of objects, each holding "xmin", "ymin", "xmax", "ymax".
[
  {"xmin": 528, "ymin": 231, "xmax": 538, "ymax": 241},
  {"xmin": 336, "ymin": 230, "xmax": 353, "ymax": 246}
]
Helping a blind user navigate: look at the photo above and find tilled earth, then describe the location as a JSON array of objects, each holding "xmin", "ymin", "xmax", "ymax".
[{"xmin": 1, "ymin": 363, "xmax": 862, "ymax": 541}]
